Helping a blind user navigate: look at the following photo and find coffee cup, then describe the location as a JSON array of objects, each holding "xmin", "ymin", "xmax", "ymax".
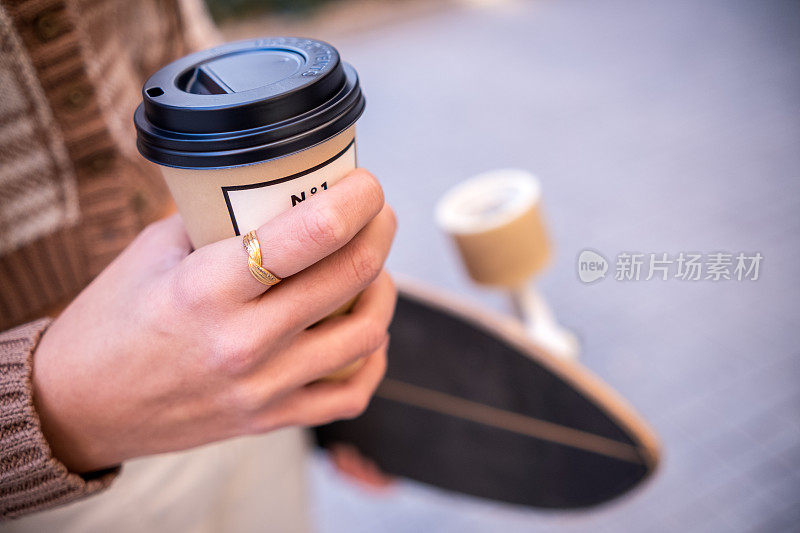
[
  {"xmin": 135, "ymin": 37, "xmax": 367, "ymax": 379},
  {"xmin": 135, "ymin": 37, "xmax": 365, "ymax": 249}
]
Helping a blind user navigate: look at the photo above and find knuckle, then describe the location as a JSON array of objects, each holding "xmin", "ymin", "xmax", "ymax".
[
  {"xmin": 360, "ymin": 319, "xmax": 387, "ymax": 355},
  {"xmin": 340, "ymin": 393, "xmax": 371, "ymax": 420},
  {"xmin": 245, "ymin": 412, "xmax": 280, "ymax": 435},
  {"xmin": 356, "ymin": 170, "xmax": 385, "ymax": 210},
  {"xmin": 229, "ymin": 382, "xmax": 267, "ymax": 416},
  {"xmin": 206, "ymin": 336, "xmax": 259, "ymax": 377},
  {"xmin": 301, "ymin": 205, "xmax": 347, "ymax": 249},
  {"xmin": 384, "ymin": 204, "xmax": 398, "ymax": 233},
  {"xmin": 137, "ymin": 219, "xmax": 165, "ymax": 242},
  {"xmin": 348, "ymin": 244, "xmax": 382, "ymax": 286},
  {"xmin": 385, "ymin": 271, "xmax": 398, "ymax": 297},
  {"xmin": 169, "ymin": 269, "xmax": 203, "ymax": 311},
  {"xmin": 169, "ymin": 253, "xmax": 229, "ymax": 312}
]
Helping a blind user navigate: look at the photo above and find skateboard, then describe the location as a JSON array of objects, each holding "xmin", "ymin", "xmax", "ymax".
[{"xmin": 315, "ymin": 279, "xmax": 659, "ymax": 509}]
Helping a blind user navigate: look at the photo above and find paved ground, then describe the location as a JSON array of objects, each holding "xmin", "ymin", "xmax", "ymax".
[{"xmin": 243, "ymin": 0, "xmax": 800, "ymax": 531}]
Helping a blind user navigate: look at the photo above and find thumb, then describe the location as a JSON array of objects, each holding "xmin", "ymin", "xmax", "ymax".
[{"xmin": 126, "ymin": 214, "xmax": 193, "ymax": 272}]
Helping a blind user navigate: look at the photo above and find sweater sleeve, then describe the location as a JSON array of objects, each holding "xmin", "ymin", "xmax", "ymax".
[{"xmin": 0, "ymin": 319, "xmax": 118, "ymax": 519}]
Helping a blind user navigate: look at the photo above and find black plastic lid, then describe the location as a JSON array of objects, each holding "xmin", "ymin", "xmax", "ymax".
[{"xmin": 134, "ymin": 37, "xmax": 365, "ymax": 169}]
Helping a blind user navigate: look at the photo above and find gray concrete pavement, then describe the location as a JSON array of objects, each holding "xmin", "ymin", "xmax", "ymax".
[{"xmin": 301, "ymin": 0, "xmax": 800, "ymax": 531}]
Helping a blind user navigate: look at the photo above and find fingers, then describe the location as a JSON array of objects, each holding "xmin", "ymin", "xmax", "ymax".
[
  {"xmin": 266, "ymin": 271, "xmax": 396, "ymax": 387},
  {"xmin": 257, "ymin": 204, "xmax": 396, "ymax": 333},
  {"xmin": 328, "ymin": 443, "xmax": 395, "ymax": 489},
  {"xmin": 255, "ymin": 168, "xmax": 383, "ymax": 280},
  {"xmin": 254, "ymin": 338, "xmax": 389, "ymax": 430},
  {"xmin": 176, "ymin": 169, "xmax": 384, "ymax": 304}
]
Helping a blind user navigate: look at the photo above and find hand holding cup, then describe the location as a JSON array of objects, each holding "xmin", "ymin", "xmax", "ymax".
[{"xmin": 32, "ymin": 169, "xmax": 396, "ymax": 473}]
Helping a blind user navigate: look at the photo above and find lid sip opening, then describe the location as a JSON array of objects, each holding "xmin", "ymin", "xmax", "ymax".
[{"xmin": 134, "ymin": 37, "xmax": 365, "ymax": 169}]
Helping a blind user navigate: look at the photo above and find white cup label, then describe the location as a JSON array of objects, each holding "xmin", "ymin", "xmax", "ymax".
[{"xmin": 222, "ymin": 140, "xmax": 356, "ymax": 235}]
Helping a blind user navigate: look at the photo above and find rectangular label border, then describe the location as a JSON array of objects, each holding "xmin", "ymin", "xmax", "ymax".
[{"xmin": 222, "ymin": 139, "xmax": 356, "ymax": 236}]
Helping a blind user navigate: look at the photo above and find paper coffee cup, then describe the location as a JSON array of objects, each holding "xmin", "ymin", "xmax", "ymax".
[
  {"xmin": 157, "ymin": 125, "xmax": 357, "ymax": 249},
  {"xmin": 134, "ymin": 37, "xmax": 365, "ymax": 249},
  {"xmin": 135, "ymin": 37, "xmax": 367, "ymax": 379}
]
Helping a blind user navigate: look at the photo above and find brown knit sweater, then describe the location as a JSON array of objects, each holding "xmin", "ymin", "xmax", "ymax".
[
  {"xmin": 0, "ymin": 0, "xmax": 217, "ymax": 519},
  {"xmin": 0, "ymin": 319, "xmax": 118, "ymax": 518}
]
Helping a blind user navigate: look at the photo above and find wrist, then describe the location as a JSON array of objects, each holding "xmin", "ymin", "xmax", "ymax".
[{"xmin": 31, "ymin": 324, "xmax": 113, "ymax": 474}]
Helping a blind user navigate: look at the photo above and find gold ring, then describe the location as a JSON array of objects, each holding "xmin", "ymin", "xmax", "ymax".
[{"xmin": 243, "ymin": 230, "xmax": 282, "ymax": 286}]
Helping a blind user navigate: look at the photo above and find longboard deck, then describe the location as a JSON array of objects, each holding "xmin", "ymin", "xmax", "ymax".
[{"xmin": 315, "ymin": 279, "xmax": 659, "ymax": 509}]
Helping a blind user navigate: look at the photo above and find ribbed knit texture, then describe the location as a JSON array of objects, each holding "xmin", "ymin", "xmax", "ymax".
[
  {"xmin": 0, "ymin": 319, "xmax": 118, "ymax": 518},
  {"xmin": 0, "ymin": 0, "xmax": 220, "ymax": 331}
]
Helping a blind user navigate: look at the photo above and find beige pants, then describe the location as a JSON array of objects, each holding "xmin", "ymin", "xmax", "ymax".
[{"xmin": 2, "ymin": 428, "xmax": 310, "ymax": 533}]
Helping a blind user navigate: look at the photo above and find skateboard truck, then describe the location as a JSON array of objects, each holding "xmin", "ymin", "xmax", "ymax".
[
  {"xmin": 436, "ymin": 168, "xmax": 579, "ymax": 360},
  {"xmin": 509, "ymin": 282, "xmax": 579, "ymax": 360}
]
